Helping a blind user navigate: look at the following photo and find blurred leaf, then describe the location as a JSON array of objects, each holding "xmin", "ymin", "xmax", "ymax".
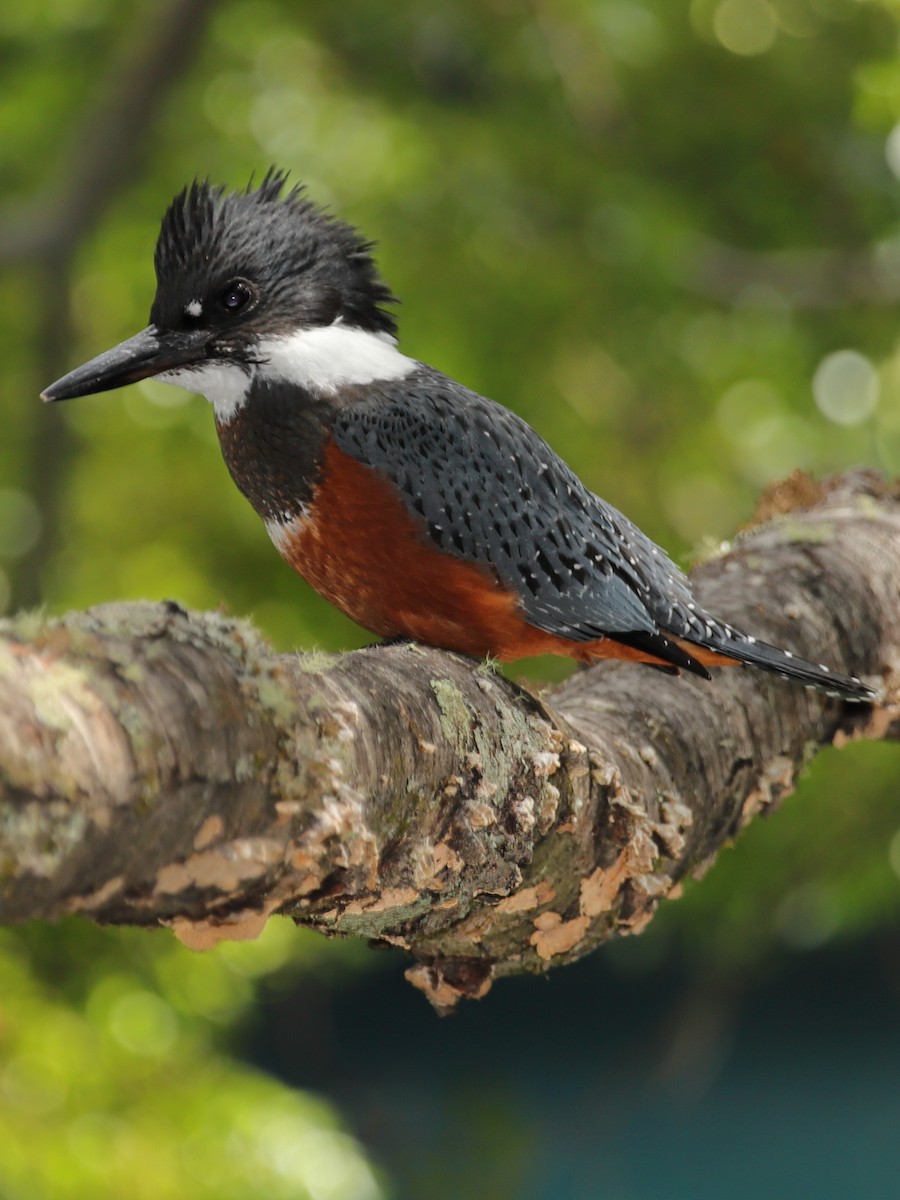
[{"xmin": 0, "ymin": 922, "xmax": 385, "ymax": 1199}]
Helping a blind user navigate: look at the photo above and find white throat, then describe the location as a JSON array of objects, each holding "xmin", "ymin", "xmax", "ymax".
[
  {"xmin": 158, "ymin": 323, "xmax": 416, "ymax": 424},
  {"xmin": 259, "ymin": 324, "xmax": 415, "ymax": 394},
  {"xmin": 158, "ymin": 361, "xmax": 251, "ymax": 423}
]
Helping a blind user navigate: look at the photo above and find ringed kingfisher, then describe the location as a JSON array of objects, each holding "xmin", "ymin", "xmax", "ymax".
[{"xmin": 42, "ymin": 170, "xmax": 875, "ymax": 702}]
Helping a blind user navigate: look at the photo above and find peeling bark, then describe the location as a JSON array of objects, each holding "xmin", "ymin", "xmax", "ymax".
[{"xmin": 0, "ymin": 472, "xmax": 897, "ymax": 1011}]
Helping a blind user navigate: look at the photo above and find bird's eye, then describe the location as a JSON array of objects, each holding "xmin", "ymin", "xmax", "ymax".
[{"xmin": 218, "ymin": 280, "xmax": 253, "ymax": 313}]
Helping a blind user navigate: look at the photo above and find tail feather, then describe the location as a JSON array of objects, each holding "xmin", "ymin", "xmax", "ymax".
[{"xmin": 687, "ymin": 625, "xmax": 876, "ymax": 703}]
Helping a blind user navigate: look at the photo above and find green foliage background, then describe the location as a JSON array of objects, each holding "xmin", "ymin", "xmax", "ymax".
[{"xmin": 1, "ymin": 1, "xmax": 899, "ymax": 1196}]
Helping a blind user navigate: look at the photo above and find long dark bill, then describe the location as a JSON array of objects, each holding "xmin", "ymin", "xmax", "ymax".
[{"xmin": 41, "ymin": 325, "xmax": 213, "ymax": 402}]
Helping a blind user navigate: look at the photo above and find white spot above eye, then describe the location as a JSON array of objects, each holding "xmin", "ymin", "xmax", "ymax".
[
  {"xmin": 257, "ymin": 323, "xmax": 415, "ymax": 395},
  {"xmin": 185, "ymin": 299, "xmax": 203, "ymax": 318}
]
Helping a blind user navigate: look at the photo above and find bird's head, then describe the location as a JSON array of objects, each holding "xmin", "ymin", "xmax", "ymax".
[{"xmin": 41, "ymin": 169, "xmax": 401, "ymax": 412}]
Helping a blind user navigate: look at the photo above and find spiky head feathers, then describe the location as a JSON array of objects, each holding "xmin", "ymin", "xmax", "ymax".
[{"xmin": 150, "ymin": 168, "xmax": 398, "ymax": 338}]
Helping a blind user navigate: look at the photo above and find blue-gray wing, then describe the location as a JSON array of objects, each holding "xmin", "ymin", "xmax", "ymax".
[{"xmin": 332, "ymin": 366, "xmax": 694, "ymax": 643}]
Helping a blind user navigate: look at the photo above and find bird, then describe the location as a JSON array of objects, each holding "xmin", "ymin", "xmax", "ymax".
[{"xmin": 42, "ymin": 169, "xmax": 875, "ymax": 702}]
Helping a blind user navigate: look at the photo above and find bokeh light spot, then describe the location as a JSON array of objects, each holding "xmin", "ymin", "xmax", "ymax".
[
  {"xmin": 108, "ymin": 990, "xmax": 179, "ymax": 1057},
  {"xmin": 888, "ymin": 828, "xmax": 900, "ymax": 879},
  {"xmin": 594, "ymin": 2, "xmax": 663, "ymax": 68},
  {"xmin": 885, "ymin": 122, "xmax": 900, "ymax": 180},
  {"xmin": 2, "ymin": 1054, "xmax": 67, "ymax": 1116},
  {"xmin": 67, "ymin": 1112, "xmax": 127, "ymax": 1174},
  {"xmin": 0, "ymin": 489, "xmax": 41, "ymax": 559},
  {"xmin": 812, "ymin": 349, "xmax": 879, "ymax": 425},
  {"xmin": 716, "ymin": 378, "xmax": 783, "ymax": 442},
  {"xmin": 662, "ymin": 473, "xmax": 747, "ymax": 543},
  {"xmin": 775, "ymin": 883, "xmax": 840, "ymax": 949},
  {"xmin": 713, "ymin": 0, "xmax": 777, "ymax": 55},
  {"xmin": 254, "ymin": 1120, "xmax": 382, "ymax": 1199}
]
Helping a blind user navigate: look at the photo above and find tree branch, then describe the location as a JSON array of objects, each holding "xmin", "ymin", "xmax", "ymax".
[
  {"xmin": 0, "ymin": 0, "xmax": 217, "ymax": 266},
  {"xmin": 4, "ymin": 0, "xmax": 217, "ymax": 611},
  {"xmin": 0, "ymin": 472, "xmax": 896, "ymax": 1011}
]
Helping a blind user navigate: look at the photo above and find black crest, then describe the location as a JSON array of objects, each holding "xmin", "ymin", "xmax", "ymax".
[{"xmin": 152, "ymin": 168, "xmax": 399, "ymax": 335}]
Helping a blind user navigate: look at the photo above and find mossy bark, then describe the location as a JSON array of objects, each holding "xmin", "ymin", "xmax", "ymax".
[{"xmin": 0, "ymin": 472, "xmax": 897, "ymax": 1011}]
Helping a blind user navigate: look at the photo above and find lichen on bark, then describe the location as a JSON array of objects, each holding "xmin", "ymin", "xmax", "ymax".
[{"xmin": 0, "ymin": 472, "xmax": 897, "ymax": 1011}]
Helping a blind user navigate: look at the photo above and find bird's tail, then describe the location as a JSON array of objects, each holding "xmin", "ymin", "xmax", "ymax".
[{"xmin": 685, "ymin": 620, "xmax": 877, "ymax": 703}]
